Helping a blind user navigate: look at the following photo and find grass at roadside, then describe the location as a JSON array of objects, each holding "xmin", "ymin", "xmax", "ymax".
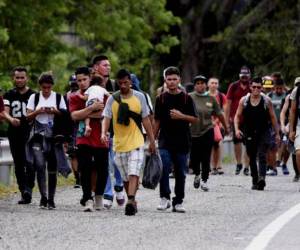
[{"xmin": 0, "ymin": 174, "xmax": 75, "ymax": 199}]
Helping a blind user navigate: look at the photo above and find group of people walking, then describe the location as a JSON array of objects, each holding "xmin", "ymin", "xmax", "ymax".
[{"xmin": 0, "ymin": 57, "xmax": 299, "ymax": 216}]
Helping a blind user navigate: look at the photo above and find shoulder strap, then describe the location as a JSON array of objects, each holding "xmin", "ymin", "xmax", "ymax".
[
  {"xmin": 143, "ymin": 91, "xmax": 153, "ymax": 114},
  {"xmin": 243, "ymin": 93, "xmax": 251, "ymax": 107},
  {"xmin": 56, "ymin": 93, "xmax": 61, "ymax": 109},
  {"xmin": 112, "ymin": 91, "xmax": 121, "ymax": 103},
  {"xmin": 34, "ymin": 93, "xmax": 40, "ymax": 109}
]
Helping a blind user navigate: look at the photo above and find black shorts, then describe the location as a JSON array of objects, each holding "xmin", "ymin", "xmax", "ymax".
[{"xmin": 232, "ymin": 124, "xmax": 244, "ymax": 145}]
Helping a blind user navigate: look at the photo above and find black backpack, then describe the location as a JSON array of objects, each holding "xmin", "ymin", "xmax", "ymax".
[{"xmin": 33, "ymin": 93, "xmax": 73, "ymax": 142}]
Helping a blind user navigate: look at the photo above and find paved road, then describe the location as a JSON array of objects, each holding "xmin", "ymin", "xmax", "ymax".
[{"xmin": 0, "ymin": 165, "xmax": 300, "ymax": 250}]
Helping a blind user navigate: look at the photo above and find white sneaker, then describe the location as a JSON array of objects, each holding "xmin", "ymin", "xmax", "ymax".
[
  {"xmin": 103, "ymin": 199, "xmax": 113, "ymax": 209},
  {"xmin": 84, "ymin": 200, "xmax": 94, "ymax": 212},
  {"xmin": 116, "ymin": 191, "xmax": 125, "ymax": 206},
  {"xmin": 172, "ymin": 204, "xmax": 186, "ymax": 213},
  {"xmin": 157, "ymin": 197, "xmax": 171, "ymax": 210},
  {"xmin": 94, "ymin": 195, "xmax": 103, "ymax": 210},
  {"xmin": 200, "ymin": 181, "xmax": 209, "ymax": 192}
]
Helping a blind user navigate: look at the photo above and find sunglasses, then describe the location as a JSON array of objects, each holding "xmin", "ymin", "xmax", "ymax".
[{"xmin": 251, "ymin": 86, "xmax": 262, "ymax": 89}]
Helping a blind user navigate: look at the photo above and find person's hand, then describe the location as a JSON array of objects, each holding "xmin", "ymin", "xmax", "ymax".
[
  {"xmin": 275, "ymin": 133, "xmax": 281, "ymax": 145},
  {"xmin": 45, "ymin": 107, "xmax": 58, "ymax": 114},
  {"xmin": 10, "ymin": 118, "xmax": 21, "ymax": 127},
  {"xmin": 101, "ymin": 132, "xmax": 109, "ymax": 144},
  {"xmin": 235, "ymin": 129, "xmax": 243, "ymax": 139},
  {"xmin": 170, "ymin": 109, "xmax": 184, "ymax": 120},
  {"xmin": 289, "ymin": 131, "xmax": 296, "ymax": 142},
  {"xmin": 91, "ymin": 101, "xmax": 104, "ymax": 112},
  {"xmin": 148, "ymin": 140, "xmax": 156, "ymax": 154}
]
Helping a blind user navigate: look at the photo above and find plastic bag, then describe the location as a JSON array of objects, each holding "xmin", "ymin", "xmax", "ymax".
[
  {"xmin": 214, "ymin": 124, "xmax": 223, "ymax": 142},
  {"xmin": 142, "ymin": 153, "xmax": 163, "ymax": 189}
]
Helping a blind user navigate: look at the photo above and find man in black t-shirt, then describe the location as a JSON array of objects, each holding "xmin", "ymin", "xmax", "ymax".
[
  {"xmin": 154, "ymin": 67, "xmax": 197, "ymax": 213},
  {"xmin": 3, "ymin": 67, "xmax": 35, "ymax": 204}
]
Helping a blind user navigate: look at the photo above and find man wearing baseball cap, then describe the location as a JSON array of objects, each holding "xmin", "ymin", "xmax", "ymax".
[{"xmin": 225, "ymin": 66, "xmax": 251, "ymax": 176}]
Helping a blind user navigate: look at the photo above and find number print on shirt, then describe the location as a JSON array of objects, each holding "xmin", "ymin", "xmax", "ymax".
[{"xmin": 11, "ymin": 101, "xmax": 27, "ymax": 118}]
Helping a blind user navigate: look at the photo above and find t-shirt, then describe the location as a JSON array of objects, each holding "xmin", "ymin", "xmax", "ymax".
[
  {"xmin": 268, "ymin": 91, "xmax": 286, "ymax": 121},
  {"xmin": 27, "ymin": 91, "xmax": 66, "ymax": 125},
  {"xmin": 69, "ymin": 91, "xmax": 108, "ymax": 148},
  {"xmin": 3, "ymin": 88, "xmax": 35, "ymax": 134},
  {"xmin": 85, "ymin": 85, "xmax": 109, "ymax": 106},
  {"xmin": 226, "ymin": 81, "xmax": 250, "ymax": 121},
  {"xmin": 103, "ymin": 90, "xmax": 150, "ymax": 152},
  {"xmin": 154, "ymin": 91, "xmax": 196, "ymax": 153},
  {"xmin": 189, "ymin": 92, "xmax": 222, "ymax": 137}
]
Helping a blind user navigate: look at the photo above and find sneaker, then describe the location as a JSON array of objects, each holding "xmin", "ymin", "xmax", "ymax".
[
  {"xmin": 125, "ymin": 201, "xmax": 137, "ymax": 216},
  {"xmin": 235, "ymin": 164, "xmax": 243, "ymax": 175},
  {"xmin": 94, "ymin": 195, "xmax": 103, "ymax": 210},
  {"xmin": 257, "ymin": 178, "xmax": 266, "ymax": 191},
  {"xmin": 293, "ymin": 175, "xmax": 300, "ymax": 182},
  {"xmin": 39, "ymin": 197, "xmax": 48, "ymax": 209},
  {"xmin": 157, "ymin": 197, "xmax": 171, "ymax": 211},
  {"xmin": 18, "ymin": 191, "xmax": 32, "ymax": 204},
  {"xmin": 47, "ymin": 199, "xmax": 56, "ymax": 210},
  {"xmin": 200, "ymin": 181, "xmax": 209, "ymax": 192},
  {"xmin": 211, "ymin": 168, "xmax": 218, "ymax": 175},
  {"xmin": 243, "ymin": 167, "xmax": 250, "ymax": 176},
  {"xmin": 172, "ymin": 204, "xmax": 186, "ymax": 213},
  {"xmin": 103, "ymin": 199, "xmax": 113, "ymax": 209},
  {"xmin": 281, "ymin": 164, "xmax": 290, "ymax": 175},
  {"xmin": 116, "ymin": 191, "xmax": 125, "ymax": 206},
  {"xmin": 266, "ymin": 169, "xmax": 277, "ymax": 176},
  {"xmin": 73, "ymin": 184, "xmax": 81, "ymax": 189},
  {"xmin": 83, "ymin": 199, "xmax": 94, "ymax": 212},
  {"xmin": 217, "ymin": 168, "xmax": 224, "ymax": 175},
  {"xmin": 193, "ymin": 175, "xmax": 201, "ymax": 189}
]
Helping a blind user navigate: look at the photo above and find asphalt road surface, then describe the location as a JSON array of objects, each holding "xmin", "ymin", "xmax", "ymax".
[{"xmin": 0, "ymin": 165, "xmax": 300, "ymax": 250}]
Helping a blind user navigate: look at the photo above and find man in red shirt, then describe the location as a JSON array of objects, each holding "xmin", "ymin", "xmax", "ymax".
[
  {"xmin": 69, "ymin": 66, "xmax": 109, "ymax": 212},
  {"xmin": 225, "ymin": 66, "xmax": 251, "ymax": 175}
]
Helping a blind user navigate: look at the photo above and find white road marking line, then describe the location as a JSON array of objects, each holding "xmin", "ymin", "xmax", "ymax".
[{"xmin": 245, "ymin": 203, "xmax": 300, "ymax": 250}]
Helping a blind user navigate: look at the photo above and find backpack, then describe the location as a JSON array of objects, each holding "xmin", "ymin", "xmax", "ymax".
[
  {"xmin": 112, "ymin": 91, "xmax": 143, "ymax": 134},
  {"xmin": 33, "ymin": 93, "xmax": 73, "ymax": 142}
]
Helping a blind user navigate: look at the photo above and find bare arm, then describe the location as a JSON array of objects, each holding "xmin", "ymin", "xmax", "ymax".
[
  {"xmin": 267, "ymin": 100, "xmax": 280, "ymax": 143},
  {"xmin": 289, "ymin": 99, "xmax": 297, "ymax": 141},
  {"xmin": 217, "ymin": 112, "xmax": 229, "ymax": 135},
  {"xmin": 101, "ymin": 116, "xmax": 111, "ymax": 143},
  {"xmin": 280, "ymin": 95, "xmax": 289, "ymax": 133},
  {"xmin": 234, "ymin": 98, "xmax": 244, "ymax": 138},
  {"xmin": 71, "ymin": 101, "xmax": 104, "ymax": 121},
  {"xmin": 170, "ymin": 109, "xmax": 198, "ymax": 123},
  {"xmin": 142, "ymin": 116, "xmax": 156, "ymax": 153},
  {"xmin": 224, "ymin": 99, "xmax": 232, "ymax": 125},
  {"xmin": 153, "ymin": 119, "xmax": 160, "ymax": 140}
]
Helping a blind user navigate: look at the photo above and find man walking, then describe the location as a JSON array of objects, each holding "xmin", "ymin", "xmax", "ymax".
[
  {"xmin": 225, "ymin": 66, "xmax": 251, "ymax": 175},
  {"xmin": 3, "ymin": 67, "xmax": 35, "ymax": 204},
  {"xmin": 234, "ymin": 77, "xmax": 279, "ymax": 190},
  {"xmin": 154, "ymin": 66, "xmax": 197, "ymax": 213},
  {"xmin": 102, "ymin": 69, "xmax": 155, "ymax": 216},
  {"xmin": 69, "ymin": 66, "xmax": 109, "ymax": 212},
  {"xmin": 92, "ymin": 55, "xmax": 125, "ymax": 208}
]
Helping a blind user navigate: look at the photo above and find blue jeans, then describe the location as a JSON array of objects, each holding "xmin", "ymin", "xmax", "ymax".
[
  {"xmin": 104, "ymin": 139, "xmax": 123, "ymax": 200},
  {"xmin": 159, "ymin": 149, "xmax": 188, "ymax": 206}
]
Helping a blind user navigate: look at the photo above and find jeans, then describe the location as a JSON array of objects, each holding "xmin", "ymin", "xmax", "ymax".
[
  {"xmin": 8, "ymin": 132, "xmax": 35, "ymax": 195},
  {"xmin": 190, "ymin": 128, "xmax": 214, "ymax": 182},
  {"xmin": 104, "ymin": 141, "xmax": 123, "ymax": 201},
  {"xmin": 159, "ymin": 149, "xmax": 188, "ymax": 206},
  {"xmin": 245, "ymin": 131, "xmax": 270, "ymax": 184},
  {"xmin": 77, "ymin": 145, "xmax": 109, "ymax": 202},
  {"xmin": 32, "ymin": 140, "xmax": 57, "ymax": 201}
]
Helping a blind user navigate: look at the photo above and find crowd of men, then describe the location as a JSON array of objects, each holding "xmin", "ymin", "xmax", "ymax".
[{"xmin": 0, "ymin": 56, "xmax": 299, "ymax": 216}]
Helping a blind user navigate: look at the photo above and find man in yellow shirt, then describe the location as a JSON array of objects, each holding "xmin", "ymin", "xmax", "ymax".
[{"xmin": 102, "ymin": 69, "xmax": 156, "ymax": 216}]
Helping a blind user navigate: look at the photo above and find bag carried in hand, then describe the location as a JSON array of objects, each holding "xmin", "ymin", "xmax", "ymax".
[
  {"xmin": 214, "ymin": 124, "xmax": 223, "ymax": 142},
  {"xmin": 142, "ymin": 153, "xmax": 163, "ymax": 189}
]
